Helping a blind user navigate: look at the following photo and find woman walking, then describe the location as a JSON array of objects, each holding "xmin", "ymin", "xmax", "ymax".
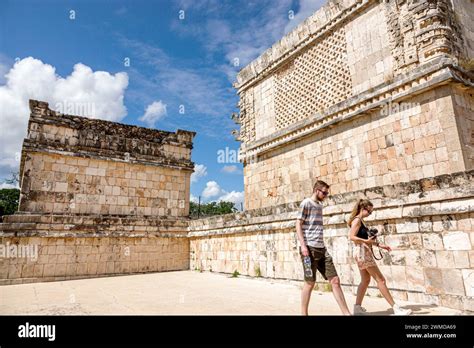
[{"xmin": 348, "ymin": 199, "xmax": 412, "ymax": 315}]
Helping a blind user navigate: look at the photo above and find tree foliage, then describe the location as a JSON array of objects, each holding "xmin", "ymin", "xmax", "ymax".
[
  {"xmin": 0, "ymin": 188, "xmax": 20, "ymax": 217},
  {"xmin": 189, "ymin": 201, "xmax": 237, "ymax": 218}
]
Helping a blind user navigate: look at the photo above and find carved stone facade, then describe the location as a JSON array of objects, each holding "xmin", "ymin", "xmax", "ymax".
[
  {"xmin": 384, "ymin": 0, "xmax": 465, "ymax": 73},
  {"xmin": 202, "ymin": 0, "xmax": 474, "ymax": 312},
  {"xmin": 233, "ymin": 0, "xmax": 474, "ymax": 210},
  {"xmin": 19, "ymin": 100, "xmax": 194, "ymax": 217}
]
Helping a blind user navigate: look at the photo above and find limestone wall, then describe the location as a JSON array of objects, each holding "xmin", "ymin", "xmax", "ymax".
[
  {"xmin": 452, "ymin": 86, "xmax": 474, "ymax": 170},
  {"xmin": 0, "ymin": 100, "xmax": 195, "ymax": 284},
  {"xmin": 452, "ymin": 0, "xmax": 474, "ymax": 61},
  {"xmin": 233, "ymin": 0, "xmax": 474, "ymax": 211},
  {"xmin": 243, "ymin": 84, "xmax": 471, "ymax": 210},
  {"xmin": 0, "ymin": 235, "xmax": 189, "ymax": 285},
  {"xmin": 189, "ymin": 170, "xmax": 474, "ymax": 312},
  {"xmin": 19, "ymin": 100, "xmax": 195, "ymax": 217}
]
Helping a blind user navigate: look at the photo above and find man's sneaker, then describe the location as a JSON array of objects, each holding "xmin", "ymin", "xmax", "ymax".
[
  {"xmin": 393, "ymin": 304, "xmax": 412, "ymax": 315},
  {"xmin": 353, "ymin": 304, "xmax": 367, "ymax": 315}
]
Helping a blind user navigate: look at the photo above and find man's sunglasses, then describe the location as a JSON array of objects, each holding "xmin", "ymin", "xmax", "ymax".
[{"xmin": 318, "ymin": 190, "xmax": 329, "ymax": 196}]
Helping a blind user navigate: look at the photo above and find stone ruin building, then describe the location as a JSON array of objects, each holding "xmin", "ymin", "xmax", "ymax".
[
  {"xmin": 0, "ymin": 100, "xmax": 195, "ymax": 281},
  {"xmin": 190, "ymin": 0, "xmax": 474, "ymax": 312},
  {"xmin": 1, "ymin": 0, "xmax": 474, "ymax": 312}
]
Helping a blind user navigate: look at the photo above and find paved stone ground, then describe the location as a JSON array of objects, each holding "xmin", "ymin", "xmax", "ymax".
[{"xmin": 0, "ymin": 271, "xmax": 463, "ymax": 315}]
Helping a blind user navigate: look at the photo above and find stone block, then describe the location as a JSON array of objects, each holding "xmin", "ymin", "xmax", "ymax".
[
  {"xmin": 435, "ymin": 251, "xmax": 455, "ymax": 268},
  {"xmin": 424, "ymin": 268, "xmax": 443, "ymax": 295},
  {"xmin": 442, "ymin": 269, "xmax": 465, "ymax": 296},
  {"xmin": 406, "ymin": 266, "xmax": 425, "ymax": 292},
  {"xmin": 443, "ymin": 232, "xmax": 471, "ymax": 251},
  {"xmin": 422, "ymin": 233, "xmax": 444, "ymax": 250},
  {"xmin": 462, "ymin": 269, "xmax": 474, "ymax": 297}
]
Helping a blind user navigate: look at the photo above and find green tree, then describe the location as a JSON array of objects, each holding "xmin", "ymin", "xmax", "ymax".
[
  {"xmin": 0, "ymin": 188, "xmax": 20, "ymax": 217},
  {"xmin": 190, "ymin": 200, "xmax": 237, "ymax": 218},
  {"xmin": 1, "ymin": 171, "xmax": 20, "ymax": 218}
]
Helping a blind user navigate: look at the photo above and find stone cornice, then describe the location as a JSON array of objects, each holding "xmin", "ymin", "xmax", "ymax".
[
  {"xmin": 239, "ymin": 58, "xmax": 474, "ymax": 163},
  {"xmin": 20, "ymin": 100, "xmax": 197, "ymax": 178},
  {"xmin": 234, "ymin": 0, "xmax": 373, "ymax": 91},
  {"xmin": 21, "ymin": 140, "xmax": 196, "ymax": 171},
  {"xmin": 29, "ymin": 100, "xmax": 196, "ymax": 144},
  {"xmin": 0, "ymin": 213, "xmax": 189, "ymax": 237},
  {"xmin": 187, "ymin": 194, "xmax": 473, "ymax": 238}
]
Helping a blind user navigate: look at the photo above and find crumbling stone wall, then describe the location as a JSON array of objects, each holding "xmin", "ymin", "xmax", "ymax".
[
  {"xmin": 19, "ymin": 100, "xmax": 194, "ymax": 217},
  {"xmin": 0, "ymin": 100, "xmax": 195, "ymax": 284}
]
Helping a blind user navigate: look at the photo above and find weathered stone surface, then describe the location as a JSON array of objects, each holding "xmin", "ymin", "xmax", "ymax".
[
  {"xmin": 453, "ymin": 251, "xmax": 470, "ymax": 269},
  {"xmin": 436, "ymin": 251, "xmax": 455, "ymax": 269},
  {"xmin": 462, "ymin": 269, "xmax": 474, "ymax": 297},
  {"xmin": 422, "ymin": 233, "xmax": 444, "ymax": 250},
  {"xmin": 0, "ymin": 100, "xmax": 195, "ymax": 284},
  {"xmin": 424, "ymin": 268, "xmax": 444, "ymax": 295},
  {"xmin": 443, "ymin": 232, "xmax": 472, "ymax": 251},
  {"xmin": 18, "ymin": 100, "xmax": 195, "ymax": 217},
  {"xmin": 442, "ymin": 269, "xmax": 466, "ymax": 296}
]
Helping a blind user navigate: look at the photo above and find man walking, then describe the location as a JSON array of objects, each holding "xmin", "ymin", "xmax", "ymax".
[{"xmin": 296, "ymin": 180, "xmax": 351, "ymax": 315}]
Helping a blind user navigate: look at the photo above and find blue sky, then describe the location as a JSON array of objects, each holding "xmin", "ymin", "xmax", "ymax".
[{"xmin": 0, "ymin": 0, "xmax": 324, "ymax": 208}]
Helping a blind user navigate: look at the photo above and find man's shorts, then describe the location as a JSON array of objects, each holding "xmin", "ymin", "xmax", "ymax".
[{"xmin": 299, "ymin": 246, "xmax": 338, "ymax": 282}]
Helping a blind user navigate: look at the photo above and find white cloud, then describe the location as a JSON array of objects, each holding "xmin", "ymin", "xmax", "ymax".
[
  {"xmin": 202, "ymin": 180, "xmax": 222, "ymax": 198},
  {"xmin": 0, "ymin": 61, "xmax": 9, "ymax": 85},
  {"xmin": 190, "ymin": 193, "xmax": 199, "ymax": 203},
  {"xmin": 171, "ymin": 0, "xmax": 325, "ymax": 84},
  {"xmin": 0, "ymin": 57, "xmax": 129, "ymax": 182},
  {"xmin": 171, "ymin": 0, "xmax": 292, "ymax": 82},
  {"xmin": 221, "ymin": 165, "xmax": 242, "ymax": 174},
  {"xmin": 191, "ymin": 164, "xmax": 207, "ymax": 183},
  {"xmin": 200, "ymin": 180, "xmax": 244, "ymax": 210},
  {"xmin": 0, "ymin": 182, "xmax": 18, "ymax": 189},
  {"xmin": 139, "ymin": 100, "xmax": 167, "ymax": 127},
  {"xmin": 119, "ymin": 37, "xmax": 235, "ymax": 139},
  {"xmin": 217, "ymin": 190, "xmax": 244, "ymax": 209}
]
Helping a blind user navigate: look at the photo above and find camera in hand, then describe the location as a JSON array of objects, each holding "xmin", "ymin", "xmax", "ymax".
[
  {"xmin": 356, "ymin": 224, "xmax": 379, "ymax": 240},
  {"xmin": 368, "ymin": 228, "xmax": 379, "ymax": 238}
]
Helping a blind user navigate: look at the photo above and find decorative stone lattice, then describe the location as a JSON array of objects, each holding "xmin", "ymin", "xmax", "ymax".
[{"xmin": 273, "ymin": 26, "xmax": 352, "ymax": 130}]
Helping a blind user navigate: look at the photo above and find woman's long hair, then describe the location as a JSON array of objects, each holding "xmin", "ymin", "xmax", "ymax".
[{"xmin": 347, "ymin": 199, "xmax": 373, "ymax": 227}]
